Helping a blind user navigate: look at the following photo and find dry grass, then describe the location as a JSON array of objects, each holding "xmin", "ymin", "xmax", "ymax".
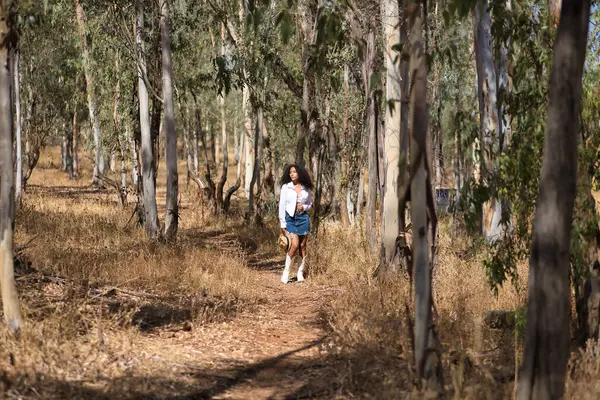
[
  {"xmin": 308, "ymin": 218, "xmax": 530, "ymax": 398},
  {"xmin": 2, "ymin": 147, "xmax": 600, "ymax": 398}
]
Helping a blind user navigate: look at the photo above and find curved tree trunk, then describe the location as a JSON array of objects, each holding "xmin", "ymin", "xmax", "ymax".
[
  {"xmin": 136, "ymin": 0, "xmax": 160, "ymax": 239},
  {"xmin": 161, "ymin": 0, "xmax": 178, "ymax": 240},
  {"xmin": 517, "ymin": 1, "xmax": 591, "ymax": 398},
  {"xmin": 0, "ymin": 3, "xmax": 23, "ymax": 334}
]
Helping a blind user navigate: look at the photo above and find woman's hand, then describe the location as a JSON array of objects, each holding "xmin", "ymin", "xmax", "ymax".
[
  {"xmin": 281, "ymin": 228, "xmax": 289, "ymax": 236},
  {"xmin": 296, "ymin": 202, "xmax": 304, "ymax": 213}
]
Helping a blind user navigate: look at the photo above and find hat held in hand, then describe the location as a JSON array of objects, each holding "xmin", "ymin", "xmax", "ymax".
[{"xmin": 278, "ymin": 234, "xmax": 291, "ymax": 253}]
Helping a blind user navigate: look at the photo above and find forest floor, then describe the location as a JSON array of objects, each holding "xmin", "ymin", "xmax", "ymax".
[
  {"xmin": 0, "ymin": 149, "xmax": 357, "ymax": 399},
  {"xmin": 2, "ymin": 148, "xmax": 600, "ymax": 399}
]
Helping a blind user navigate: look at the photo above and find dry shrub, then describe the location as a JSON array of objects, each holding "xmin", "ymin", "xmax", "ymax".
[
  {"xmin": 567, "ymin": 340, "xmax": 600, "ymax": 399},
  {"xmin": 308, "ymin": 218, "xmax": 527, "ymax": 398},
  {"xmin": 309, "ymin": 225, "xmax": 378, "ymax": 285}
]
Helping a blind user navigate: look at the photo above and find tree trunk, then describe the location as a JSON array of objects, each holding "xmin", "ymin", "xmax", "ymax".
[
  {"xmin": 128, "ymin": 124, "xmax": 138, "ymax": 191},
  {"xmin": 73, "ymin": 107, "xmax": 79, "ymax": 178},
  {"xmin": 473, "ymin": 0, "xmax": 501, "ymax": 241},
  {"xmin": 296, "ymin": 0, "xmax": 312, "ymax": 167},
  {"xmin": 0, "ymin": 3, "xmax": 23, "ymax": 333},
  {"xmin": 249, "ymin": 104, "xmax": 263, "ymax": 218},
  {"xmin": 13, "ymin": 48, "xmax": 22, "ymax": 205},
  {"xmin": 408, "ymin": 4, "xmax": 443, "ymax": 391},
  {"xmin": 216, "ymin": 25, "xmax": 228, "ymax": 213},
  {"xmin": 381, "ymin": 0, "xmax": 402, "ymax": 269},
  {"xmin": 262, "ymin": 117, "xmax": 274, "ymax": 200},
  {"xmin": 339, "ymin": 64, "xmax": 351, "ymax": 228},
  {"xmin": 74, "ymin": 0, "xmax": 104, "ymax": 188},
  {"xmin": 67, "ymin": 115, "xmax": 74, "ymax": 180},
  {"xmin": 113, "ymin": 53, "xmax": 126, "ymax": 199},
  {"xmin": 243, "ymin": 87, "xmax": 253, "ymax": 198},
  {"xmin": 193, "ymin": 93, "xmax": 217, "ymax": 211},
  {"xmin": 161, "ymin": 0, "xmax": 178, "ymax": 240},
  {"xmin": 365, "ymin": 24, "xmax": 378, "ymax": 249},
  {"xmin": 356, "ymin": 169, "xmax": 364, "ymax": 226},
  {"xmin": 136, "ymin": 0, "xmax": 160, "ymax": 239},
  {"xmin": 517, "ymin": 1, "xmax": 590, "ymax": 398},
  {"xmin": 549, "ymin": 0, "xmax": 563, "ymax": 28}
]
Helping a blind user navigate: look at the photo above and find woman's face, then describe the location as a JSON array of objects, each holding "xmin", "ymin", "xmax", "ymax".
[{"xmin": 290, "ymin": 167, "xmax": 299, "ymax": 183}]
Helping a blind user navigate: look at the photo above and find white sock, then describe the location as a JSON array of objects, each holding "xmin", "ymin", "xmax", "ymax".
[
  {"xmin": 281, "ymin": 254, "xmax": 291, "ymax": 284},
  {"xmin": 297, "ymin": 258, "xmax": 305, "ymax": 282}
]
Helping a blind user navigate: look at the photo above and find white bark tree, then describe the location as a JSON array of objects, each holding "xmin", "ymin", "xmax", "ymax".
[
  {"xmin": 473, "ymin": 0, "xmax": 502, "ymax": 241},
  {"xmin": 380, "ymin": 0, "xmax": 403, "ymax": 269},
  {"xmin": 13, "ymin": 47, "xmax": 22, "ymax": 206},
  {"xmin": 136, "ymin": 0, "xmax": 160, "ymax": 238},
  {"xmin": 0, "ymin": 0, "xmax": 23, "ymax": 334},
  {"xmin": 74, "ymin": 0, "xmax": 104, "ymax": 188},
  {"xmin": 162, "ymin": 0, "xmax": 178, "ymax": 240},
  {"xmin": 407, "ymin": 3, "xmax": 442, "ymax": 390}
]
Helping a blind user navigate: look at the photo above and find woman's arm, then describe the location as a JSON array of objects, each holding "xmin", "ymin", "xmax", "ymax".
[
  {"xmin": 303, "ymin": 189, "xmax": 313, "ymax": 212},
  {"xmin": 278, "ymin": 185, "xmax": 287, "ymax": 230}
]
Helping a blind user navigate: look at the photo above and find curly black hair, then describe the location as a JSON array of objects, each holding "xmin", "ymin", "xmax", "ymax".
[{"xmin": 280, "ymin": 164, "xmax": 313, "ymax": 190}]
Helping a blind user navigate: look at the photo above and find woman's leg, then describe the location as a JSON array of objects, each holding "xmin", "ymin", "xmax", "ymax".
[
  {"xmin": 297, "ymin": 235, "xmax": 308, "ymax": 281},
  {"xmin": 282, "ymin": 234, "xmax": 300, "ymax": 284}
]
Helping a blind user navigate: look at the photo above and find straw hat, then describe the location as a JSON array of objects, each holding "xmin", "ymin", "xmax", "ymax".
[{"xmin": 278, "ymin": 234, "xmax": 291, "ymax": 253}]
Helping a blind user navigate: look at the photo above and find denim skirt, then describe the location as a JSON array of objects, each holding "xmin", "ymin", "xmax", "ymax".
[{"xmin": 285, "ymin": 212, "xmax": 310, "ymax": 236}]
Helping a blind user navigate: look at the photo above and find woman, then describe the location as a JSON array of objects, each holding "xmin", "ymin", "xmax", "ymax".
[{"xmin": 278, "ymin": 164, "xmax": 313, "ymax": 284}]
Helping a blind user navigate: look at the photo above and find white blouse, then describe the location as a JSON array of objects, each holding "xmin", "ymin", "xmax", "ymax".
[{"xmin": 278, "ymin": 182, "xmax": 313, "ymax": 229}]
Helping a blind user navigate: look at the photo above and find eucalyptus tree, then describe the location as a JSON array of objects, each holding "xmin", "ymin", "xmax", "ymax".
[
  {"xmin": 518, "ymin": 0, "xmax": 591, "ymax": 397},
  {"xmin": 0, "ymin": 0, "xmax": 23, "ymax": 334},
  {"xmin": 161, "ymin": 0, "xmax": 178, "ymax": 239},
  {"xmin": 405, "ymin": 2, "xmax": 443, "ymax": 390},
  {"xmin": 74, "ymin": 0, "xmax": 105, "ymax": 188},
  {"xmin": 380, "ymin": 0, "xmax": 403, "ymax": 270},
  {"xmin": 136, "ymin": 0, "xmax": 160, "ymax": 238}
]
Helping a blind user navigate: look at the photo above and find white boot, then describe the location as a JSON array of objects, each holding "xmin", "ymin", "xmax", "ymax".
[
  {"xmin": 281, "ymin": 254, "xmax": 291, "ymax": 284},
  {"xmin": 297, "ymin": 258, "xmax": 305, "ymax": 282}
]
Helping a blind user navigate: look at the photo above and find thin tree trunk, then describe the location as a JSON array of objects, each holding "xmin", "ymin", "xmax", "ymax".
[
  {"xmin": 249, "ymin": 104, "xmax": 263, "ymax": 218},
  {"xmin": 340, "ymin": 64, "xmax": 351, "ymax": 228},
  {"xmin": 408, "ymin": 3, "xmax": 443, "ymax": 390},
  {"xmin": 161, "ymin": 0, "xmax": 178, "ymax": 240},
  {"xmin": 136, "ymin": 0, "xmax": 160, "ymax": 239},
  {"xmin": 74, "ymin": 0, "xmax": 104, "ymax": 188},
  {"xmin": 128, "ymin": 124, "xmax": 138, "ymax": 191},
  {"xmin": 13, "ymin": 48, "xmax": 22, "ymax": 205},
  {"xmin": 243, "ymin": 87, "xmax": 253, "ymax": 198},
  {"xmin": 296, "ymin": 0, "xmax": 312, "ymax": 167},
  {"xmin": 194, "ymin": 93, "xmax": 217, "ymax": 211},
  {"xmin": 73, "ymin": 107, "xmax": 79, "ymax": 178},
  {"xmin": 517, "ymin": 1, "xmax": 590, "ymax": 398},
  {"xmin": 216, "ymin": 25, "xmax": 228, "ymax": 213},
  {"xmin": 0, "ymin": 3, "xmax": 23, "ymax": 333},
  {"xmin": 193, "ymin": 127, "xmax": 199, "ymax": 173},
  {"xmin": 262, "ymin": 117, "xmax": 274, "ymax": 199},
  {"xmin": 365, "ymin": 24, "xmax": 378, "ymax": 249},
  {"xmin": 473, "ymin": 0, "xmax": 501, "ymax": 241},
  {"xmin": 356, "ymin": 169, "xmax": 364, "ymax": 226},
  {"xmin": 67, "ymin": 115, "xmax": 74, "ymax": 180},
  {"xmin": 61, "ymin": 130, "xmax": 67, "ymax": 171},
  {"xmin": 381, "ymin": 0, "xmax": 402, "ymax": 270},
  {"xmin": 113, "ymin": 52, "xmax": 126, "ymax": 200}
]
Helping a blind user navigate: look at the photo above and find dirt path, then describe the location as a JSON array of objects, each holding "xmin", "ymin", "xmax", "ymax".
[{"xmin": 141, "ymin": 262, "xmax": 333, "ymax": 400}]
